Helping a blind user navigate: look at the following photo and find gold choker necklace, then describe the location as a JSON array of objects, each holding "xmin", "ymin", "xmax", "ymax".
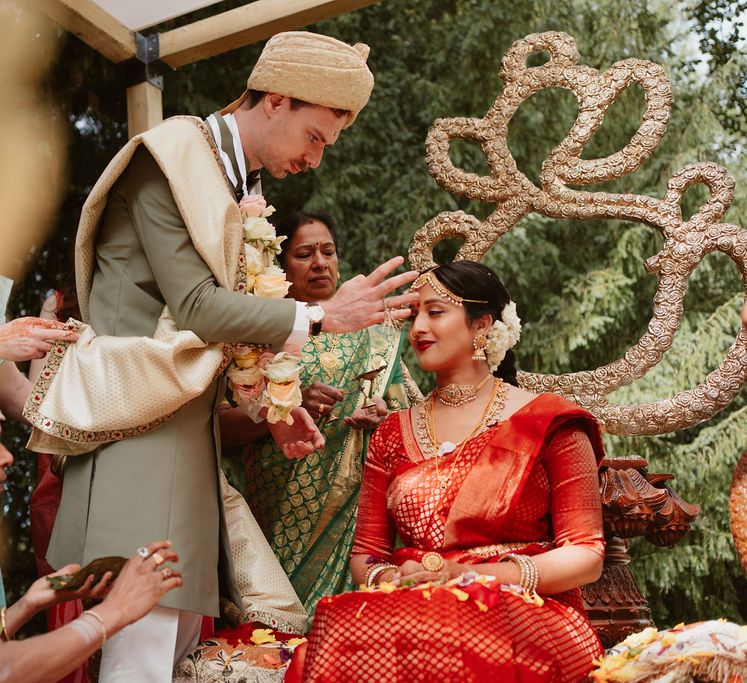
[{"xmin": 434, "ymin": 374, "xmax": 492, "ymax": 406}]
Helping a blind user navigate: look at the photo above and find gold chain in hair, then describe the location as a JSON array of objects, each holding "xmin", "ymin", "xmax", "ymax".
[{"xmin": 411, "ymin": 271, "xmax": 488, "ymax": 306}]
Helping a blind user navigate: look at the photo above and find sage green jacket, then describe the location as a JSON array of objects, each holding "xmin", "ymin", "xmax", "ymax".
[{"xmin": 48, "ymin": 125, "xmax": 296, "ymax": 617}]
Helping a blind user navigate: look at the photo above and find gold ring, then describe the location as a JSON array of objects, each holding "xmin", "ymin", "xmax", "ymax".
[
  {"xmin": 160, "ymin": 567, "xmax": 173, "ymax": 579},
  {"xmin": 421, "ymin": 551, "xmax": 445, "ymax": 572},
  {"xmin": 151, "ymin": 552, "xmax": 165, "ymax": 567}
]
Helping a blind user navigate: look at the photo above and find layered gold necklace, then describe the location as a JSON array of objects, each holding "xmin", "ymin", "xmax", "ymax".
[{"xmin": 416, "ymin": 378, "xmax": 508, "ymax": 490}]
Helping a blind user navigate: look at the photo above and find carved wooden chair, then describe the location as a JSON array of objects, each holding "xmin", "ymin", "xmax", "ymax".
[{"xmin": 405, "ymin": 30, "xmax": 747, "ymax": 648}]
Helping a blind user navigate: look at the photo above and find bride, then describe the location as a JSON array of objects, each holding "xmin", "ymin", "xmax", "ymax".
[{"xmin": 289, "ymin": 260, "xmax": 606, "ymax": 682}]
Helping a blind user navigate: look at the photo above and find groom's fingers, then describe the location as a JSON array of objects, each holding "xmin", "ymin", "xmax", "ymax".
[
  {"xmin": 373, "ymin": 270, "xmax": 419, "ymax": 297},
  {"xmin": 384, "ymin": 292, "xmax": 419, "ymax": 312},
  {"xmin": 364, "ymin": 256, "xmax": 406, "ymax": 285}
]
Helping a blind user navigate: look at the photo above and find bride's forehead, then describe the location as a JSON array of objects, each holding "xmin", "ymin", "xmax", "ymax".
[{"xmin": 412, "ymin": 284, "xmax": 455, "ymax": 306}]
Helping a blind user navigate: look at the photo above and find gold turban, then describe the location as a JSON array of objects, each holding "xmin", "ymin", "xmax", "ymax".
[{"xmin": 222, "ymin": 31, "xmax": 374, "ymax": 127}]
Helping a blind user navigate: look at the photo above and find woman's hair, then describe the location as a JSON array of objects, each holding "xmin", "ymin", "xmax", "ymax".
[
  {"xmin": 430, "ymin": 261, "xmax": 519, "ymax": 386},
  {"xmin": 275, "ymin": 209, "xmax": 338, "ymax": 267}
]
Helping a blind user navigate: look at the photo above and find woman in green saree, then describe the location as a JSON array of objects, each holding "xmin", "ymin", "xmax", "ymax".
[{"xmin": 242, "ymin": 210, "xmax": 408, "ymax": 620}]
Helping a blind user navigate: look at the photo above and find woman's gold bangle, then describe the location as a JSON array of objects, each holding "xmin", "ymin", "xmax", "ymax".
[
  {"xmin": 365, "ymin": 563, "xmax": 397, "ymax": 587},
  {"xmin": 503, "ymin": 554, "xmax": 539, "ymax": 595},
  {"xmin": 82, "ymin": 609, "xmax": 107, "ymax": 646},
  {"xmin": 0, "ymin": 606, "xmax": 12, "ymax": 641}
]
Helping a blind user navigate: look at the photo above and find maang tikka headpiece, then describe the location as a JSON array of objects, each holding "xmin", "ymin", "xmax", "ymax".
[{"xmin": 411, "ymin": 271, "xmax": 488, "ymax": 306}]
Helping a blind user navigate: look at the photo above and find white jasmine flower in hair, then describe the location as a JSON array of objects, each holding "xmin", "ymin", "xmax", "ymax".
[
  {"xmin": 485, "ymin": 301, "xmax": 522, "ymax": 372},
  {"xmin": 501, "ymin": 301, "xmax": 521, "ymax": 345}
]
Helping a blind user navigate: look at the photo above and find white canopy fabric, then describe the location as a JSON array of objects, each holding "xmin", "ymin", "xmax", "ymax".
[{"xmin": 94, "ymin": 0, "xmax": 225, "ymax": 31}]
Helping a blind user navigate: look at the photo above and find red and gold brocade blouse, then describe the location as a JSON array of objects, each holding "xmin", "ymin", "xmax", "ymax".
[{"xmin": 352, "ymin": 393, "xmax": 605, "ymax": 562}]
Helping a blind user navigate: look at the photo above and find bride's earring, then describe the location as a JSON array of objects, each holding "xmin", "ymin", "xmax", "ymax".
[{"xmin": 472, "ymin": 334, "xmax": 488, "ymax": 361}]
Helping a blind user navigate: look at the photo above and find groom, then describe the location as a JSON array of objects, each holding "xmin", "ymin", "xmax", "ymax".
[{"xmin": 44, "ymin": 32, "xmax": 416, "ymax": 683}]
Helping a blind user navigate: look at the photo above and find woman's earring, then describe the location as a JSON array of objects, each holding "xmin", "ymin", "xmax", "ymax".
[{"xmin": 472, "ymin": 334, "xmax": 488, "ymax": 361}]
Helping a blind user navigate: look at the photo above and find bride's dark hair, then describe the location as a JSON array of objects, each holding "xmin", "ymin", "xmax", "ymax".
[{"xmin": 429, "ymin": 261, "xmax": 519, "ymax": 387}]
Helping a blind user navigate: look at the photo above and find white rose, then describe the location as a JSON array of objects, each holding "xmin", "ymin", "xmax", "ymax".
[
  {"xmin": 264, "ymin": 264, "xmax": 285, "ymax": 277},
  {"xmin": 263, "ymin": 353, "xmax": 301, "ymax": 383},
  {"xmin": 244, "ymin": 244, "xmax": 264, "ymax": 275},
  {"xmin": 254, "ymin": 272, "xmax": 290, "ymax": 298},
  {"xmin": 243, "ymin": 216, "xmax": 276, "ymax": 240}
]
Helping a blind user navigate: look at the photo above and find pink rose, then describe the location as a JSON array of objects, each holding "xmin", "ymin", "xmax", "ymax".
[
  {"xmin": 239, "ymin": 194, "xmax": 267, "ymax": 218},
  {"xmin": 235, "ymin": 380, "xmax": 265, "ymax": 402},
  {"xmin": 258, "ymin": 350, "xmax": 276, "ymax": 369}
]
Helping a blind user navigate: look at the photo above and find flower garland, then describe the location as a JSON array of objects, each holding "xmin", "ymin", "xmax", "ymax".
[
  {"xmin": 226, "ymin": 195, "xmax": 302, "ymax": 424},
  {"xmin": 485, "ymin": 301, "xmax": 521, "ymax": 372}
]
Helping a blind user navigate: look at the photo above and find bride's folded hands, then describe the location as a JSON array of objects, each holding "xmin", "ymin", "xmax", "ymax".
[{"xmin": 392, "ymin": 559, "xmax": 450, "ymax": 585}]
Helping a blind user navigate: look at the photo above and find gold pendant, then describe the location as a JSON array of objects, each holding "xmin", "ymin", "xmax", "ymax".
[{"xmin": 319, "ymin": 350, "xmax": 341, "ymax": 374}]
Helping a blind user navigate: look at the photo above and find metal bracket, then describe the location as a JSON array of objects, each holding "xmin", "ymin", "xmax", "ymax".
[
  {"xmin": 122, "ymin": 32, "xmax": 165, "ymax": 90},
  {"xmin": 136, "ymin": 32, "xmax": 160, "ymax": 64}
]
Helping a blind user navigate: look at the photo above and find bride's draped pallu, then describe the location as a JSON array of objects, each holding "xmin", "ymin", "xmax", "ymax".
[
  {"xmin": 298, "ymin": 393, "xmax": 606, "ymax": 682},
  {"xmin": 243, "ymin": 324, "xmax": 407, "ymax": 619}
]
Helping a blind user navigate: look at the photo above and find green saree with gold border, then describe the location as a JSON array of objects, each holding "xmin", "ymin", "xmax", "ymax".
[{"xmin": 243, "ymin": 324, "xmax": 407, "ymax": 621}]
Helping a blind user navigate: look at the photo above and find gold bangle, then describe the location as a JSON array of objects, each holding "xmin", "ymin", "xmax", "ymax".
[
  {"xmin": 504, "ymin": 554, "xmax": 540, "ymax": 595},
  {"xmin": 365, "ymin": 563, "xmax": 397, "ymax": 587},
  {"xmin": 82, "ymin": 609, "xmax": 107, "ymax": 646},
  {"xmin": 0, "ymin": 606, "xmax": 11, "ymax": 641},
  {"xmin": 363, "ymin": 561, "xmax": 383, "ymax": 586},
  {"xmin": 421, "ymin": 551, "xmax": 445, "ymax": 572}
]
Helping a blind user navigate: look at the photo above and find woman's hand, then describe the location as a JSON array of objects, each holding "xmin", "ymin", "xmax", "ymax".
[
  {"xmin": 302, "ymin": 382, "xmax": 343, "ymax": 420},
  {"xmin": 18, "ymin": 564, "xmax": 113, "ymax": 616},
  {"xmin": 98, "ymin": 541, "xmax": 182, "ymax": 628},
  {"xmin": 0, "ymin": 317, "xmax": 78, "ymax": 361},
  {"xmin": 344, "ymin": 397, "xmax": 388, "ymax": 430},
  {"xmin": 393, "ymin": 560, "xmax": 449, "ymax": 586}
]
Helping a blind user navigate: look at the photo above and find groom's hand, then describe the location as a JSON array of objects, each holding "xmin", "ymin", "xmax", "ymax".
[
  {"xmin": 267, "ymin": 407, "xmax": 325, "ymax": 459},
  {"xmin": 320, "ymin": 256, "xmax": 418, "ymax": 333}
]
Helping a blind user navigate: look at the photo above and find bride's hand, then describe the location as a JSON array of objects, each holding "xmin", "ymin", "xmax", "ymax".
[
  {"xmin": 267, "ymin": 407, "xmax": 325, "ymax": 458},
  {"xmin": 395, "ymin": 560, "xmax": 449, "ymax": 585}
]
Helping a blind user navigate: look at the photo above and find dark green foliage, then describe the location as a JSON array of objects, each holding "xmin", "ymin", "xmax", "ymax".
[{"xmin": 2, "ymin": 0, "xmax": 745, "ymax": 633}]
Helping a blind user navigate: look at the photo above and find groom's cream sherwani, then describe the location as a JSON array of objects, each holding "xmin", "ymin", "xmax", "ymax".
[{"xmin": 46, "ymin": 115, "xmax": 297, "ymax": 618}]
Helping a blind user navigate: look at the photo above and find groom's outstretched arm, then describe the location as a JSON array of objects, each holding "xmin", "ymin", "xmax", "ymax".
[{"xmin": 122, "ymin": 147, "xmax": 296, "ymax": 346}]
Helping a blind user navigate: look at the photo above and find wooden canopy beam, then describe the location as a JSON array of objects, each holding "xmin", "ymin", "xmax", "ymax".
[
  {"xmin": 159, "ymin": 0, "xmax": 382, "ymax": 68},
  {"xmin": 29, "ymin": 0, "xmax": 136, "ymax": 63}
]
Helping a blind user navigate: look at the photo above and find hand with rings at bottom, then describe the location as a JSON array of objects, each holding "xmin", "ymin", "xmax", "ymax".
[
  {"xmin": 302, "ymin": 382, "xmax": 343, "ymax": 421},
  {"xmin": 0, "ymin": 541, "xmax": 183, "ymax": 683},
  {"xmin": 104, "ymin": 541, "xmax": 183, "ymax": 626}
]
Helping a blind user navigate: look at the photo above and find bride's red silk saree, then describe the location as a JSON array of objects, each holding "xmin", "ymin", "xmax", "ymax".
[{"xmin": 293, "ymin": 393, "xmax": 606, "ymax": 682}]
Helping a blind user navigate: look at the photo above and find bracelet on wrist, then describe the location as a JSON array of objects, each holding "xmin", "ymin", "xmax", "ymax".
[
  {"xmin": 503, "ymin": 554, "xmax": 540, "ymax": 596},
  {"xmin": 364, "ymin": 562, "xmax": 398, "ymax": 587},
  {"xmin": 0, "ymin": 606, "xmax": 11, "ymax": 641},
  {"xmin": 81, "ymin": 609, "xmax": 107, "ymax": 646}
]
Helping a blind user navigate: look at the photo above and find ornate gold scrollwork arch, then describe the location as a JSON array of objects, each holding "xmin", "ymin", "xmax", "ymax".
[{"xmin": 408, "ymin": 31, "xmax": 747, "ymax": 437}]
